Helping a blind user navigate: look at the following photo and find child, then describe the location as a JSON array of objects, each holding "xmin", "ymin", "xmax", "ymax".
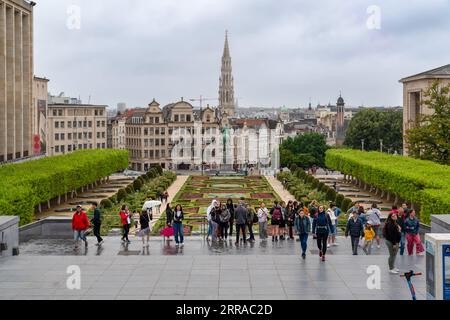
[
  {"xmin": 133, "ymin": 210, "xmax": 140, "ymax": 230},
  {"xmin": 363, "ymin": 222, "xmax": 376, "ymax": 255}
]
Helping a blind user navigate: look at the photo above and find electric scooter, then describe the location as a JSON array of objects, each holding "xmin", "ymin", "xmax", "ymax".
[{"xmin": 400, "ymin": 270, "xmax": 422, "ymax": 300}]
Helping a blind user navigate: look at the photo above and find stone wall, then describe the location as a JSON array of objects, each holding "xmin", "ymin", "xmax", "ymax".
[{"xmin": 0, "ymin": 216, "xmax": 19, "ymax": 257}]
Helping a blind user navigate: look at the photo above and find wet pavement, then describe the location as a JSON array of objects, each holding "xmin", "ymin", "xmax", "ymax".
[{"xmin": 0, "ymin": 235, "xmax": 426, "ymax": 300}]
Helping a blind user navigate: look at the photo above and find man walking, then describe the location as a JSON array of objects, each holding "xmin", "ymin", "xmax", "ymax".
[
  {"xmin": 345, "ymin": 210, "xmax": 364, "ymax": 255},
  {"xmin": 91, "ymin": 202, "xmax": 104, "ymax": 246},
  {"xmin": 72, "ymin": 205, "xmax": 90, "ymax": 250},
  {"xmin": 235, "ymin": 198, "xmax": 248, "ymax": 245}
]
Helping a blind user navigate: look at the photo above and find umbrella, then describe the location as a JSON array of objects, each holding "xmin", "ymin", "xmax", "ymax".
[{"xmin": 142, "ymin": 200, "xmax": 162, "ymax": 211}]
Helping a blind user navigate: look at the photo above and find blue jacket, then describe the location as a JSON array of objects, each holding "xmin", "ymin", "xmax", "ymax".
[
  {"xmin": 404, "ymin": 217, "xmax": 420, "ymax": 235},
  {"xmin": 345, "ymin": 217, "xmax": 364, "ymax": 238},
  {"xmin": 312, "ymin": 211, "xmax": 333, "ymax": 235},
  {"xmin": 294, "ymin": 215, "xmax": 311, "ymax": 234}
]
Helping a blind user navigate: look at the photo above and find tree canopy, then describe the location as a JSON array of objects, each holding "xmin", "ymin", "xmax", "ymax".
[
  {"xmin": 406, "ymin": 80, "xmax": 450, "ymax": 165},
  {"xmin": 280, "ymin": 133, "xmax": 328, "ymax": 168},
  {"xmin": 344, "ymin": 108, "xmax": 403, "ymax": 152}
]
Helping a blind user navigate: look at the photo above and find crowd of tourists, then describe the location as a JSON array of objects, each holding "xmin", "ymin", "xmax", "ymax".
[{"xmin": 71, "ymin": 194, "xmax": 424, "ymax": 274}]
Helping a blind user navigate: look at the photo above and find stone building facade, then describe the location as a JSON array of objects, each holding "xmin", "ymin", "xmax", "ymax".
[
  {"xmin": 46, "ymin": 104, "xmax": 107, "ymax": 156},
  {"xmin": 0, "ymin": 0, "xmax": 34, "ymax": 162},
  {"xmin": 399, "ymin": 64, "xmax": 450, "ymax": 155},
  {"xmin": 31, "ymin": 76, "xmax": 48, "ymax": 154}
]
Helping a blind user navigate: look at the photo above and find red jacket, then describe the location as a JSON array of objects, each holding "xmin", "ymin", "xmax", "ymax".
[
  {"xmin": 72, "ymin": 211, "xmax": 90, "ymax": 231},
  {"xmin": 120, "ymin": 211, "xmax": 130, "ymax": 226}
]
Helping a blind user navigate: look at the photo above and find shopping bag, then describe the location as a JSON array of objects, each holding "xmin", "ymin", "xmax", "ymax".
[{"xmin": 160, "ymin": 226, "xmax": 174, "ymax": 237}]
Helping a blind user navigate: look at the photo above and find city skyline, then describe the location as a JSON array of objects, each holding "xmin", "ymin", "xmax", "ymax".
[{"xmin": 34, "ymin": 0, "xmax": 450, "ymax": 109}]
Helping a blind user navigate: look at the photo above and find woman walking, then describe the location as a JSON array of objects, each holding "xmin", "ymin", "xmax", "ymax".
[
  {"xmin": 287, "ymin": 201, "xmax": 296, "ymax": 240},
  {"xmin": 270, "ymin": 201, "xmax": 283, "ymax": 242},
  {"xmin": 173, "ymin": 204, "xmax": 185, "ymax": 247},
  {"xmin": 257, "ymin": 202, "xmax": 269, "ymax": 240},
  {"xmin": 279, "ymin": 201, "xmax": 287, "ymax": 240},
  {"xmin": 327, "ymin": 207, "xmax": 338, "ymax": 248},
  {"xmin": 219, "ymin": 203, "xmax": 231, "ymax": 241},
  {"xmin": 226, "ymin": 199, "xmax": 235, "ymax": 238},
  {"xmin": 312, "ymin": 205, "xmax": 333, "ymax": 261},
  {"xmin": 383, "ymin": 212, "xmax": 402, "ymax": 274},
  {"xmin": 405, "ymin": 210, "xmax": 424, "ymax": 256},
  {"xmin": 295, "ymin": 209, "xmax": 311, "ymax": 259},
  {"xmin": 211, "ymin": 202, "xmax": 222, "ymax": 242},
  {"xmin": 366, "ymin": 203, "xmax": 382, "ymax": 249},
  {"xmin": 138, "ymin": 209, "xmax": 151, "ymax": 246},
  {"xmin": 120, "ymin": 205, "xmax": 131, "ymax": 244},
  {"xmin": 165, "ymin": 203, "xmax": 173, "ymax": 241}
]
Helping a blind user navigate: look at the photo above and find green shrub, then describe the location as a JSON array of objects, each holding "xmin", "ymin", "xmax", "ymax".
[
  {"xmin": 0, "ymin": 149, "xmax": 128, "ymax": 225},
  {"xmin": 100, "ymin": 199, "xmax": 113, "ymax": 209},
  {"xmin": 341, "ymin": 198, "xmax": 353, "ymax": 212},
  {"xmin": 326, "ymin": 188, "xmax": 337, "ymax": 202},
  {"xmin": 117, "ymin": 189, "xmax": 127, "ymax": 202},
  {"xmin": 290, "ymin": 164, "xmax": 298, "ymax": 172},
  {"xmin": 326, "ymin": 149, "xmax": 450, "ymax": 223},
  {"xmin": 335, "ymin": 193, "xmax": 345, "ymax": 208},
  {"xmin": 133, "ymin": 179, "xmax": 143, "ymax": 191}
]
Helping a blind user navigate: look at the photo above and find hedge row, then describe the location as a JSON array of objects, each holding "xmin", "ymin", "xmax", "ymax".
[
  {"xmin": 0, "ymin": 150, "xmax": 129, "ymax": 225},
  {"xmin": 325, "ymin": 149, "xmax": 450, "ymax": 223},
  {"xmin": 277, "ymin": 170, "xmax": 354, "ymax": 212}
]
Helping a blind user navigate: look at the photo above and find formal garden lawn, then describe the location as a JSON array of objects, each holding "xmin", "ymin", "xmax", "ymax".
[{"xmin": 152, "ymin": 175, "xmax": 282, "ymax": 235}]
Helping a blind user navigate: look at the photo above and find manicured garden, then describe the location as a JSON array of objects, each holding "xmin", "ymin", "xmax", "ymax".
[
  {"xmin": 86, "ymin": 167, "xmax": 177, "ymax": 236},
  {"xmin": 325, "ymin": 149, "xmax": 450, "ymax": 224},
  {"xmin": 0, "ymin": 149, "xmax": 129, "ymax": 225},
  {"xmin": 152, "ymin": 175, "xmax": 282, "ymax": 235}
]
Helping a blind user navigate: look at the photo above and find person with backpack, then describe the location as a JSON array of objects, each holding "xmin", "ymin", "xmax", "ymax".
[
  {"xmin": 246, "ymin": 206, "xmax": 257, "ymax": 242},
  {"xmin": 90, "ymin": 202, "xmax": 103, "ymax": 246},
  {"xmin": 120, "ymin": 205, "xmax": 131, "ymax": 244},
  {"xmin": 366, "ymin": 203, "xmax": 382, "ymax": 249},
  {"xmin": 383, "ymin": 212, "xmax": 402, "ymax": 274},
  {"xmin": 138, "ymin": 209, "xmax": 151, "ymax": 246},
  {"xmin": 345, "ymin": 210, "xmax": 364, "ymax": 255},
  {"xmin": 173, "ymin": 204, "xmax": 185, "ymax": 247},
  {"xmin": 257, "ymin": 202, "xmax": 269, "ymax": 240},
  {"xmin": 405, "ymin": 210, "xmax": 424, "ymax": 256},
  {"xmin": 219, "ymin": 203, "xmax": 231, "ymax": 241},
  {"xmin": 295, "ymin": 209, "xmax": 311, "ymax": 259},
  {"xmin": 312, "ymin": 205, "xmax": 333, "ymax": 261},
  {"xmin": 226, "ymin": 199, "xmax": 235, "ymax": 237},
  {"xmin": 235, "ymin": 198, "xmax": 248, "ymax": 245},
  {"xmin": 72, "ymin": 205, "xmax": 90, "ymax": 250},
  {"xmin": 270, "ymin": 201, "xmax": 283, "ymax": 242}
]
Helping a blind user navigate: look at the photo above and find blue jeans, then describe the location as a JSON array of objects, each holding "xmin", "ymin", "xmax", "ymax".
[
  {"xmin": 400, "ymin": 232, "xmax": 406, "ymax": 255},
  {"xmin": 173, "ymin": 223, "xmax": 184, "ymax": 244},
  {"xmin": 73, "ymin": 230, "xmax": 87, "ymax": 242},
  {"xmin": 299, "ymin": 233, "xmax": 308, "ymax": 255},
  {"xmin": 208, "ymin": 220, "xmax": 213, "ymax": 237},
  {"xmin": 211, "ymin": 221, "xmax": 219, "ymax": 241}
]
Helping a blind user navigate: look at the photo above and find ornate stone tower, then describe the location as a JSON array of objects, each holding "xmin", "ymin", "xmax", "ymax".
[
  {"xmin": 218, "ymin": 31, "xmax": 235, "ymax": 117},
  {"xmin": 336, "ymin": 94, "xmax": 346, "ymax": 145}
]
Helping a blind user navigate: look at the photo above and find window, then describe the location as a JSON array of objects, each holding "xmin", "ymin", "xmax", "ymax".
[
  {"xmin": 149, "ymin": 128, "xmax": 154, "ymax": 135},
  {"xmin": 97, "ymin": 132, "xmax": 100, "ymax": 139},
  {"xmin": 55, "ymin": 146, "xmax": 60, "ymax": 152},
  {"xmin": 55, "ymin": 122, "xmax": 59, "ymax": 128},
  {"xmin": 174, "ymin": 115, "xmax": 179, "ymax": 122},
  {"xmin": 68, "ymin": 145, "xmax": 72, "ymax": 152},
  {"xmin": 161, "ymin": 139, "xmax": 165, "ymax": 146},
  {"xmin": 144, "ymin": 128, "xmax": 148, "ymax": 135},
  {"xmin": 149, "ymin": 139, "xmax": 154, "ymax": 147},
  {"xmin": 88, "ymin": 121, "xmax": 92, "ymax": 128},
  {"xmin": 144, "ymin": 150, "xmax": 148, "ymax": 158},
  {"xmin": 61, "ymin": 145, "xmax": 65, "ymax": 153},
  {"xmin": 102, "ymin": 132, "xmax": 105, "ymax": 138},
  {"xmin": 83, "ymin": 121, "xmax": 87, "ymax": 128},
  {"xmin": 155, "ymin": 117, "xmax": 159, "ymax": 124},
  {"xmin": 89, "ymin": 144, "xmax": 93, "ymax": 149},
  {"xmin": 102, "ymin": 143, "xmax": 105, "ymax": 149},
  {"xmin": 53, "ymin": 110, "xmax": 57, "ymax": 116},
  {"xmin": 78, "ymin": 121, "xmax": 82, "ymax": 128},
  {"xmin": 73, "ymin": 121, "xmax": 77, "ymax": 128},
  {"xmin": 155, "ymin": 150, "xmax": 160, "ymax": 158},
  {"xmin": 84, "ymin": 144, "xmax": 88, "ymax": 149},
  {"xmin": 97, "ymin": 143, "xmax": 100, "ymax": 149},
  {"xmin": 180, "ymin": 114, "xmax": 185, "ymax": 122},
  {"xmin": 155, "ymin": 139, "xmax": 160, "ymax": 146},
  {"xmin": 78, "ymin": 144, "xmax": 82, "ymax": 150},
  {"xmin": 150, "ymin": 150, "xmax": 154, "ymax": 158},
  {"xmin": 155, "ymin": 128, "xmax": 159, "ymax": 135},
  {"xmin": 97, "ymin": 121, "xmax": 100, "ymax": 127},
  {"xmin": 161, "ymin": 128, "xmax": 165, "ymax": 135},
  {"xmin": 89, "ymin": 132, "xmax": 92, "ymax": 139},
  {"xmin": 161, "ymin": 150, "xmax": 165, "ymax": 158},
  {"xmin": 60, "ymin": 133, "xmax": 65, "ymax": 140},
  {"xmin": 95, "ymin": 110, "xmax": 98, "ymax": 116},
  {"xmin": 68, "ymin": 121, "xmax": 72, "ymax": 128},
  {"xmin": 68, "ymin": 133, "xmax": 72, "ymax": 140},
  {"xmin": 149, "ymin": 117, "xmax": 154, "ymax": 124},
  {"xmin": 186, "ymin": 115, "xmax": 191, "ymax": 122},
  {"xmin": 60, "ymin": 121, "xmax": 65, "ymax": 128},
  {"xmin": 102, "ymin": 121, "xmax": 105, "ymax": 127},
  {"xmin": 78, "ymin": 133, "xmax": 82, "ymax": 139},
  {"xmin": 58, "ymin": 110, "xmax": 63, "ymax": 116}
]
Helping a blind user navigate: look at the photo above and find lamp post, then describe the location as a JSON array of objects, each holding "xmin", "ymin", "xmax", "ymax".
[
  {"xmin": 361, "ymin": 139, "xmax": 365, "ymax": 151},
  {"xmin": 380, "ymin": 139, "xmax": 383, "ymax": 153}
]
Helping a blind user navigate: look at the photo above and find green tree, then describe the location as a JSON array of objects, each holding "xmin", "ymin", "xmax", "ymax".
[
  {"xmin": 406, "ymin": 80, "xmax": 450, "ymax": 165},
  {"xmin": 280, "ymin": 133, "xmax": 328, "ymax": 168},
  {"xmin": 344, "ymin": 108, "xmax": 403, "ymax": 152}
]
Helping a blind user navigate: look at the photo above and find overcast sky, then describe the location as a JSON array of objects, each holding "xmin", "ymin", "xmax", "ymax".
[{"xmin": 34, "ymin": 0, "xmax": 450, "ymax": 109}]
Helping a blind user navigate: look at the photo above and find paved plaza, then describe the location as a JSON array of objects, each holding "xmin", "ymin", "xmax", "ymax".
[{"xmin": 0, "ymin": 236, "xmax": 426, "ymax": 300}]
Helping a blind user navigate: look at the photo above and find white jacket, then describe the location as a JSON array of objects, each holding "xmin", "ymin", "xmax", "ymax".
[{"xmin": 206, "ymin": 200, "xmax": 218, "ymax": 222}]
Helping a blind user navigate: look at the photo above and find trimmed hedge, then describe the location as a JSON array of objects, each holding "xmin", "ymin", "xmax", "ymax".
[
  {"xmin": 0, "ymin": 149, "xmax": 129, "ymax": 225},
  {"xmin": 326, "ymin": 149, "xmax": 450, "ymax": 223}
]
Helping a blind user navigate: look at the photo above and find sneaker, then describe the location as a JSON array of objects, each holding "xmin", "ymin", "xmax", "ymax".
[
  {"xmin": 319, "ymin": 250, "xmax": 323, "ymax": 258},
  {"xmin": 327, "ymin": 244, "xmax": 331, "ymax": 248},
  {"xmin": 389, "ymin": 269, "xmax": 399, "ymax": 274},
  {"xmin": 180, "ymin": 243, "xmax": 184, "ymax": 247},
  {"xmin": 175, "ymin": 243, "xmax": 180, "ymax": 247},
  {"xmin": 417, "ymin": 251, "xmax": 425, "ymax": 256},
  {"xmin": 302, "ymin": 253, "xmax": 306, "ymax": 260},
  {"xmin": 394, "ymin": 268, "xmax": 400, "ymax": 272},
  {"xmin": 321, "ymin": 255, "xmax": 326, "ymax": 262},
  {"xmin": 333, "ymin": 243, "xmax": 339, "ymax": 246},
  {"xmin": 98, "ymin": 240, "xmax": 104, "ymax": 246},
  {"xmin": 377, "ymin": 245, "xmax": 381, "ymax": 249},
  {"xmin": 126, "ymin": 240, "xmax": 131, "ymax": 244}
]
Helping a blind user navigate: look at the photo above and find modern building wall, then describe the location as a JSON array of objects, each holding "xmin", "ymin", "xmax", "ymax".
[
  {"xmin": 46, "ymin": 104, "xmax": 107, "ymax": 156},
  {"xmin": 0, "ymin": 0, "xmax": 34, "ymax": 163}
]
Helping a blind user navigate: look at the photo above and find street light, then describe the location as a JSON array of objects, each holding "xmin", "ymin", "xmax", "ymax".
[
  {"xmin": 380, "ymin": 139, "xmax": 383, "ymax": 153},
  {"xmin": 361, "ymin": 139, "xmax": 365, "ymax": 151}
]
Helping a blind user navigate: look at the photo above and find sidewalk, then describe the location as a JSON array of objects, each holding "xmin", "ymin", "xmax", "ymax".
[{"xmin": 265, "ymin": 175, "xmax": 295, "ymax": 203}]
